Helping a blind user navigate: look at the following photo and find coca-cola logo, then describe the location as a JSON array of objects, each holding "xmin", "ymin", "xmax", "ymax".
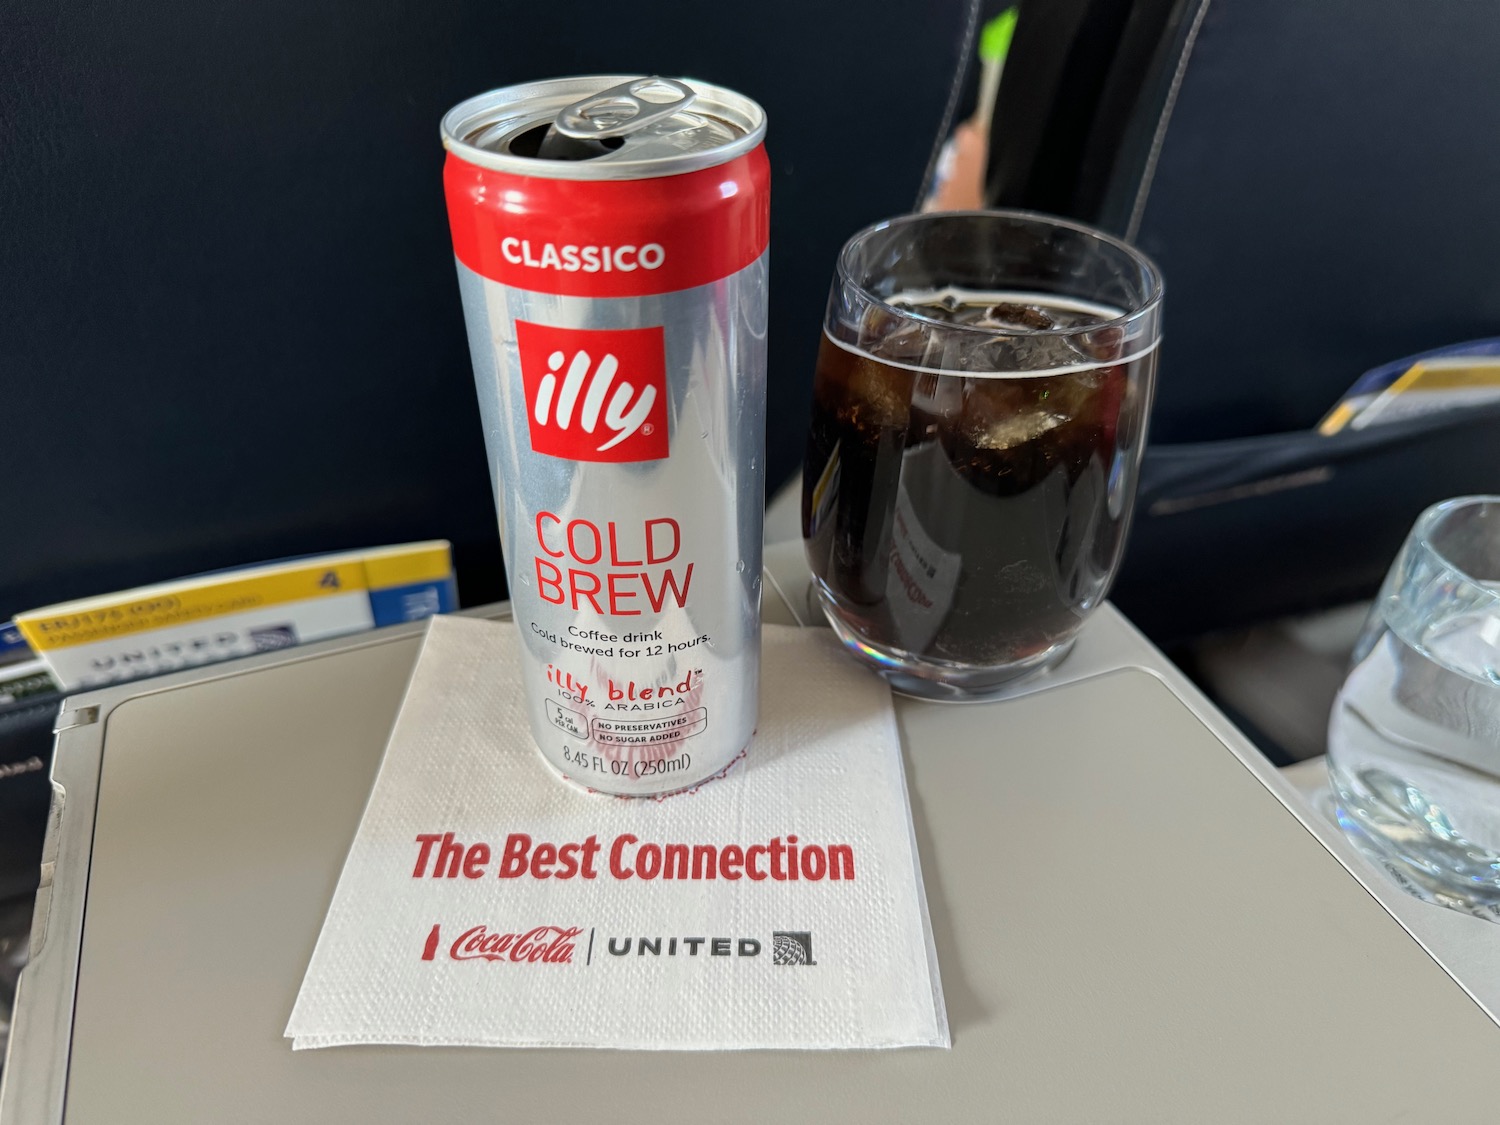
[
  {"xmin": 516, "ymin": 320, "xmax": 668, "ymax": 462},
  {"xmin": 430, "ymin": 924, "xmax": 585, "ymax": 964}
]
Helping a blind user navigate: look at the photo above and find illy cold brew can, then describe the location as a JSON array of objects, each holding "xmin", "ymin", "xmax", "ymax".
[{"xmin": 441, "ymin": 77, "xmax": 768, "ymax": 795}]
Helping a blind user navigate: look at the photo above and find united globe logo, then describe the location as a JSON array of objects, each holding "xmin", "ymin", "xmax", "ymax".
[{"xmin": 772, "ymin": 931, "xmax": 816, "ymax": 966}]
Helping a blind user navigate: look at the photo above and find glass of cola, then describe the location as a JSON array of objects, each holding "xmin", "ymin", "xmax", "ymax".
[{"xmin": 802, "ymin": 211, "xmax": 1164, "ymax": 697}]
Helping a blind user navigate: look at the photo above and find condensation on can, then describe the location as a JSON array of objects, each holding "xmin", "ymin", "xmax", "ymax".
[{"xmin": 442, "ymin": 76, "xmax": 768, "ymax": 795}]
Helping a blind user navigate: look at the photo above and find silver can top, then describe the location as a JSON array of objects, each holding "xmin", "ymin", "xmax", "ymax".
[{"xmin": 442, "ymin": 75, "xmax": 767, "ymax": 181}]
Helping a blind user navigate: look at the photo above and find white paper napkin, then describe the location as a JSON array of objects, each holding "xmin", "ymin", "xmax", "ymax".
[{"xmin": 286, "ymin": 616, "xmax": 948, "ymax": 1050}]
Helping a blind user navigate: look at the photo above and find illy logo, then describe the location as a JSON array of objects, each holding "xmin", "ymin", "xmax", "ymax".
[{"xmin": 516, "ymin": 320, "xmax": 668, "ymax": 462}]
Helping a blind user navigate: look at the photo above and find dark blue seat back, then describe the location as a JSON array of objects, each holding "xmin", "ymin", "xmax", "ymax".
[{"xmin": 986, "ymin": 0, "xmax": 1500, "ymax": 638}]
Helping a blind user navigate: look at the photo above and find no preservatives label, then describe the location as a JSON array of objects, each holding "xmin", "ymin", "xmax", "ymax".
[{"xmin": 546, "ymin": 700, "xmax": 707, "ymax": 744}]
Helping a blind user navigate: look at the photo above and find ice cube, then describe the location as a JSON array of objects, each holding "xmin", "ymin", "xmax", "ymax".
[
  {"xmin": 1077, "ymin": 324, "xmax": 1125, "ymax": 362},
  {"xmin": 968, "ymin": 331, "xmax": 1081, "ymax": 375},
  {"xmin": 860, "ymin": 303, "xmax": 906, "ymax": 341},
  {"xmin": 878, "ymin": 320, "xmax": 935, "ymax": 364},
  {"xmin": 969, "ymin": 411, "xmax": 1067, "ymax": 450},
  {"xmin": 1039, "ymin": 371, "xmax": 1100, "ymax": 420},
  {"xmin": 977, "ymin": 302, "xmax": 1056, "ymax": 331},
  {"xmin": 861, "ymin": 304, "xmax": 937, "ymax": 365},
  {"xmin": 961, "ymin": 374, "xmax": 1035, "ymax": 415},
  {"xmin": 844, "ymin": 354, "xmax": 915, "ymax": 430},
  {"xmin": 954, "ymin": 378, "xmax": 1064, "ymax": 449}
]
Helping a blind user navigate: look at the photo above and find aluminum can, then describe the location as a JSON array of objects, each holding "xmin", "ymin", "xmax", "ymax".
[{"xmin": 441, "ymin": 76, "xmax": 768, "ymax": 795}]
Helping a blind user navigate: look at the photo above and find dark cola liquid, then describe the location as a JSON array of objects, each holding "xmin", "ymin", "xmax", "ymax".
[{"xmin": 802, "ymin": 289, "xmax": 1154, "ymax": 672}]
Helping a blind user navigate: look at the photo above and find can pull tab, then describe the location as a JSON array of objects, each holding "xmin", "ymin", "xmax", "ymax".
[
  {"xmin": 535, "ymin": 77, "xmax": 696, "ymax": 160},
  {"xmin": 556, "ymin": 77, "xmax": 696, "ymax": 139}
]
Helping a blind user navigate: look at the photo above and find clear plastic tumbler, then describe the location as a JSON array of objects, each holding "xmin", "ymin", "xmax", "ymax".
[{"xmin": 1329, "ymin": 496, "xmax": 1500, "ymax": 917}]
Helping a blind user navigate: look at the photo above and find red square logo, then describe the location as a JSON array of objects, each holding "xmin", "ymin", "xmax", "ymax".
[{"xmin": 515, "ymin": 320, "xmax": 669, "ymax": 462}]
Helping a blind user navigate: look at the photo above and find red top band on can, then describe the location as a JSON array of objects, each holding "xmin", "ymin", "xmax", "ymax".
[{"xmin": 444, "ymin": 146, "xmax": 770, "ymax": 298}]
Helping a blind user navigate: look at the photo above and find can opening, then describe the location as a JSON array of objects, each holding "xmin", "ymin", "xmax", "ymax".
[{"xmin": 508, "ymin": 122, "xmax": 625, "ymax": 162}]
